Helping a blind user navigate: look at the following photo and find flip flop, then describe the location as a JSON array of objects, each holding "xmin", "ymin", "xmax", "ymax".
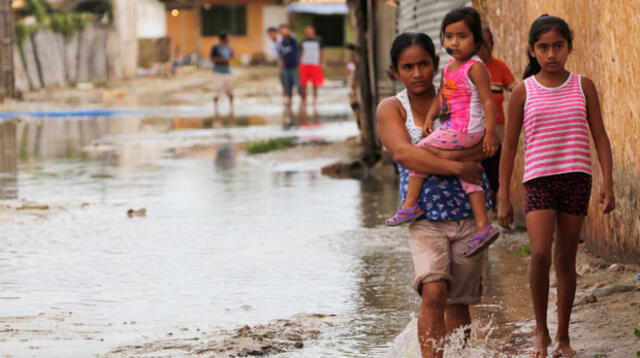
[
  {"xmin": 464, "ymin": 225, "xmax": 500, "ymax": 257},
  {"xmin": 385, "ymin": 204, "xmax": 425, "ymax": 226}
]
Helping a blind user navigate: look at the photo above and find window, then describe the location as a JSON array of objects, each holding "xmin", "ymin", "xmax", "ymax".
[
  {"xmin": 313, "ymin": 15, "xmax": 344, "ymax": 47},
  {"xmin": 201, "ymin": 4, "xmax": 247, "ymax": 36}
]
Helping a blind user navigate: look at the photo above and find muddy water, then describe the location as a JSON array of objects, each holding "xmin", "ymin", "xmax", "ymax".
[{"xmin": 0, "ymin": 113, "xmax": 532, "ymax": 357}]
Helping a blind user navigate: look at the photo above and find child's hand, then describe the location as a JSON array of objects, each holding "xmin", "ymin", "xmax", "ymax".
[
  {"xmin": 422, "ymin": 118, "xmax": 434, "ymax": 136},
  {"xmin": 497, "ymin": 190, "xmax": 514, "ymax": 230},
  {"xmin": 599, "ymin": 183, "xmax": 615, "ymax": 214},
  {"xmin": 483, "ymin": 130, "xmax": 500, "ymax": 157}
]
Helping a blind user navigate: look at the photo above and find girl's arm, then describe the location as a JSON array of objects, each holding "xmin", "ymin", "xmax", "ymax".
[
  {"xmin": 497, "ymin": 82, "xmax": 526, "ymax": 229},
  {"xmin": 582, "ymin": 76, "xmax": 615, "ymax": 213},
  {"xmin": 422, "ymin": 78, "xmax": 443, "ymax": 135},
  {"xmin": 376, "ymin": 97, "xmax": 483, "ymax": 183},
  {"xmin": 469, "ymin": 62, "xmax": 499, "ymax": 156}
]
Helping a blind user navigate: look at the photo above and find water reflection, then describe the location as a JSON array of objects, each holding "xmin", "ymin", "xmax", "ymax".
[
  {"xmin": 0, "ymin": 120, "xmax": 17, "ymax": 199},
  {"xmin": 359, "ymin": 174, "xmax": 401, "ymax": 228}
]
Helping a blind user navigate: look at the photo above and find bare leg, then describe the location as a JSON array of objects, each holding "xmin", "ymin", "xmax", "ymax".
[
  {"xmin": 445, "ymin": 303, "xmax": 471, "ymax": 344},
  {"xmin": 418, "ymin": 281, "xmax": 448, "ymax": 358},
  {"xmin": 283, "ymin": 93, "xmax": 292, "ymax": 110},
  {"xmin": 467, "ymin": 191, "xmax": 489, "ymax": 233},
  {"xmin": 552, "ymin": 212, "xmax": 583, "ymax": 357},
  {"xmin": 312, "ymin": 85, "xmax": 318, "ymax": 108},
  {"xmin": 403, "ymin": 175, "xmax": 426, "ymax": 209},
  {"xmin": 526, "ymin": 209, "xmax": 556, "ymax": 357},
  {"xmin": 300, "ymin": 85, "xmax": 307, "ymax": 114}
]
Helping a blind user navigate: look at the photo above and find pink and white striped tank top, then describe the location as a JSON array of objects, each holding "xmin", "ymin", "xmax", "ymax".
[{"xmin": 522, "ymin": 73, "xmax": 592, "ymax": 183}]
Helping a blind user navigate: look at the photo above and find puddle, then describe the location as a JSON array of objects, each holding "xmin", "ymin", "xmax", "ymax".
[{"xmin": 0, "ymin": 106, "xmax": 534, "ymax": 357}]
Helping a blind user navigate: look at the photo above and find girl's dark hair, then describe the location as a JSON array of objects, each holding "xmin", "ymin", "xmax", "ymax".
[
  {"xmin": 390, "ymin": 32, "xmax": 437, "ymax": 69},
  {"xmin": 482, "ymin": 26, "xmax": 493, "ymax": 46},
  {"xmin": 440, "ymin": 7, "xmax": 484, "ymax": 51},
  {"xmin": 523, "ymin": 14, "xmax": 573, "ymax": 78}
]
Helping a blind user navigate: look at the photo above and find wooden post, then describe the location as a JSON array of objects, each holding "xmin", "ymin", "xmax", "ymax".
[
  {"xmin": 194, "ymin": 1, "xmax": 201, "ymax": 60},
  {"xmin": 0, "ymin": 0, "xmax": 15, "ymax": 100},
  {"xmin": 348, "ymin": 0, "xmax": 380, "ymax": 166}
]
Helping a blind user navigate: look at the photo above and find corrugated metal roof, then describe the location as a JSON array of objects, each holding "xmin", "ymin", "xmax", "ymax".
[
  {"xmin": 397, "ymin": 0, "xmax": 471, "ymax": 83},
  {"xmin": 286, "ymin": 2, "xmax": 348, "ymax": 14}
]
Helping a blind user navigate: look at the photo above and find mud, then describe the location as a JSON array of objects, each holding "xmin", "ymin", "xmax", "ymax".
[{"xmin": 105, "ymin": 314, "xmax": 337, "ymax": 358}]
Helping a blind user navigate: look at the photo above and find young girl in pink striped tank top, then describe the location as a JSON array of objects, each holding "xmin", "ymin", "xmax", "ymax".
[
  {"xmin": 498, "ymin": 15, "xmax": 614, "ymax": 358},
  {"xmin": 386, "ymin": 7, "xmax": 501, "ymax": 258}
]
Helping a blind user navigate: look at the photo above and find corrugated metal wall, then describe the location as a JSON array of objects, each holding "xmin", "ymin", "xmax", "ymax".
[
  {"xmin": 474, "ymin": 0, "xmax": 640, "ymax": 264},
  {"xmin": 397, "ymin": 0, "xmax": 470, "ymax": 83}
]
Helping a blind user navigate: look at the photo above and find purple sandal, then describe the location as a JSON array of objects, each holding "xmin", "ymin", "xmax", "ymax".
[
  {"xmin": 385, "ymin": 204, "xmax": 425, "ymax": 226},
  {"xmin": 464, "ymin": 225, "xmax": 500, "ymax": 257}
]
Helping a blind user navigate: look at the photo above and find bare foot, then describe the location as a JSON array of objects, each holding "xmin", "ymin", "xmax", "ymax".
[
  {"xmin": 530, "ymin": 328, "xmax": 551, "ymax": 358},
  {"xmin": 552, "ymin": 341, "xmax": 576, "ymax": 357}
]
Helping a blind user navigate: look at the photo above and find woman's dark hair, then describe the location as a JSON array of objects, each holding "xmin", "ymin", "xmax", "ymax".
[
  {"xmin": 440, "ymin": 7, "xmax": 484, "ymax": 52},
  {"xmin": 390, "ymin": 32, "xmax": 437, "ymax": 70},
  {"xmin": 523, "ymin": 14, "xmax": 573, "ymax": 78}
]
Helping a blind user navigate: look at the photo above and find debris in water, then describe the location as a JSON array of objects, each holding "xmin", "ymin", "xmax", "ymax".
[
  {"xmin": 16, "ymin": 203, "xmax": 50, "ymax": 211},
  {"xmin": 127, "ymin": 208, "xmax": 147, "ymax": 218}
]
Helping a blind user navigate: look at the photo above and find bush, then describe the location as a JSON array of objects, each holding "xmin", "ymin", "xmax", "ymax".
[
  {"xmin": 14, "ymin": 22, "xmax": 40, "ymax": 47},
  {"xmin": 49, "ymin": 12, "xmax": 91, "ymax": 37}
]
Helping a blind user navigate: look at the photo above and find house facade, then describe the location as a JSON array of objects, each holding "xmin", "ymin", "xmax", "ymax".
[{"xmin": 164, "ymin": 0, "xmax": 286, "ymax": 63}]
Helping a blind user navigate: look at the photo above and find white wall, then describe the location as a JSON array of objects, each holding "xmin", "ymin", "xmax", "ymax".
[
  {"xmin": 137, "ymin": 0, "xmax": 167, "ymax": 39},
  {"xmin": 112, "ymin": 0, "xmax": 138, "ymax": 78},
  {"xmin": 263, "ymin": 5, "xmax": 287, "ymax": 60}
]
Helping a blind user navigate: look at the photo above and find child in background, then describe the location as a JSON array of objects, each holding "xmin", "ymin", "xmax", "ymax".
[
  {"xmin": 478, "ymin": 26, "xmax": 517, "ymax": 206},
  {"xmin": 498, "ymin": 15, "xmax": 614, "ymax": 358},
  {"xmin": 386, "ymin": 7, "xmax": 500, "ymax": 258}
]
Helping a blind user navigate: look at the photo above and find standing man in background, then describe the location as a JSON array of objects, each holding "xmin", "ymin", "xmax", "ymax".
[
  {"xmin": 266, "ymin": 26, "xmax": 280, "ymax": 62},
  {"xmin": 299, "ymin": 25, "xmax": 325, "ymax": 113},
  {"xmin": 278, "ymin": 24, "xmax": 301, "ymax": 111},
  {"xmin": 210, "ymin": 32, "xmax": 235, "ymax": 116}
]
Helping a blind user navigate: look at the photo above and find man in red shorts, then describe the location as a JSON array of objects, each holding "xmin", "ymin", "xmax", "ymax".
[{"xmin": 299, "ymin": 25, "xmax": 325, "ymax": 112}]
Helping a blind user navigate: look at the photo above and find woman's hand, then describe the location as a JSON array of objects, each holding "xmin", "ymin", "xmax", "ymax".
[
  {"xmin": 599, "ymin": 183, "xmax": 615, "ymax": 214},
  {"xmin": 455, "ymin": 161, "xmax": 483, "ymax": 184},
  {"xmin": 497, "ymin": 189, "xmax": 513, "ymax": 230},
  {"xmin": 483, "ymin": 130, "xmax": 500, "ymax": 157}
]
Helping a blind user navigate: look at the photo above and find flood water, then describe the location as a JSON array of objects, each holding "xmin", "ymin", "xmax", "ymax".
[{"xmin": 0, "ymin": 109, "xmax": 532, "ymax": 357}]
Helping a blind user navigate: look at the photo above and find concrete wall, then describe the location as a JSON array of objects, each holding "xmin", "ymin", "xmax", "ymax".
[
  {"xmin": 112, "ymin": 0, "xmax": 139, "ymax": 79},
  {"xmin": 474, "ymin": 0, "xmax": 640, "ymax": 263},
  {"xmin": 137, "ymin": 0, "xmax": 167, "ymax": 39}
]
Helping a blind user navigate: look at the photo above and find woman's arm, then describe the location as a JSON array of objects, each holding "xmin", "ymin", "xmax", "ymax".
[
  {"xmin": 497, "ymin": 82, "xmax": 526, "ymax": 229},
  {"xmin": 376, "ymin": 97, "xmax": 483, "ymax": 182},
  {"xmin": 582, "ymin": 76, "xmax": 615, "ymax": 213},
  {"xmin": 425, "ymin": 140, "xmax": 488, "ymax": 161}
]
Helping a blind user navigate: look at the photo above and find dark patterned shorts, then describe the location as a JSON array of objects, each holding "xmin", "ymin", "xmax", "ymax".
[{"xmin": 524, "ymin": 172, "xmax": 592, "ymax": 216}]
